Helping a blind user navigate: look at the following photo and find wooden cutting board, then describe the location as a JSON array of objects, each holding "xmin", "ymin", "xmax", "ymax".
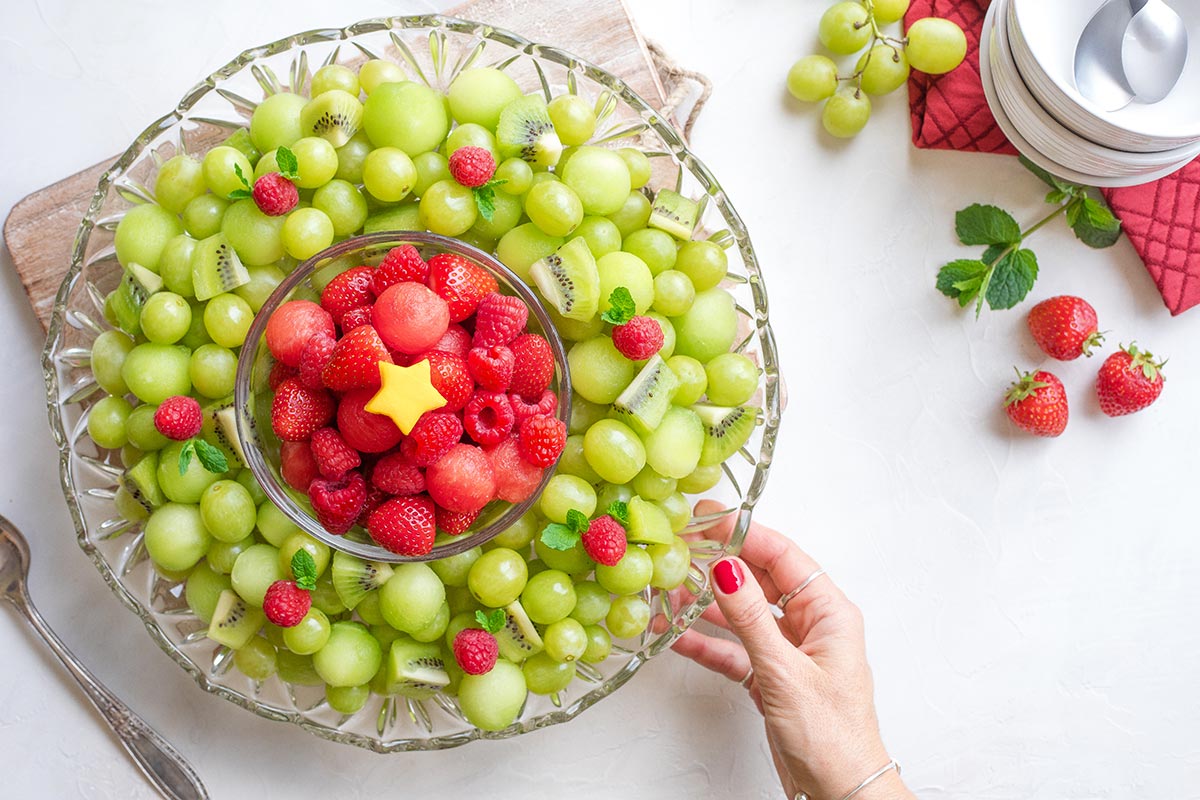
[{"xmin": 3, "ymin": 0, "xmax": 670, "ymax": 330}]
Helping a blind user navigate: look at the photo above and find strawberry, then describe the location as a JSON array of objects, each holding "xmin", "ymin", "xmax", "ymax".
[
  {"xmin": 582, "ymin": 515, "xmax": 627, "ymax": 567},
  {"xmin": 436, "ymin": 505, "xmax": 479, "ymax": 536},
  {"xmin": 467, "ymin": 344, "xmax": 515, "ymax": 391},
  {"xmin": 428, "ymin": 253, "xmax": 498, "ymax": 322},
  {"xmin": 1004, "ymin": 369, "xmax": 1069, "ymax": 437},
  {"xmin": 153, "ymin": 395, "xmax": 202, "ymax": 440},
  {"xmin": 407, "ymin": 411, "xmax": 464, "ymax": 467},
  {"xmin": 452, "ymin": 628, "xmax": 498, "ymax": 675},
  {"xmin": 268, "ymin": 361, "xmax": 298, "ymax": 391},
  {"xmin": 517, "ymin": 414, "xmax": 567, "ymax": 466},
  {"xmin": 371, "ymin": 245, "xmax": 429, "ymax": 296},
  {"xmin": 368, "ymin": 495, "xmax": 437, "ymax": 556},
  {"xmin": 271, "ymin": 378, "xmax": 336, "ymax": 441},
  {"xmin": 1027, "ymin": 296, "xmax": 1103, "ymax": 360},
  {"xmin": 308, "ymin": 471, "xmax": 367, "ymax": 534},
  {"xmin": 425, "ymin": 350, "xmax": 473, "ymax": 412},
  {"xmin": 321, "ymin": 325, "xmax": 393, "ymax": 391},
  {"xmin": 508, "ymin": 333, "xmax": 554, "ymax": 399},
  {"xmin": 252, "ymin": 173, "xmax": 299, "ymax": 217},
  {"xmin": 509, "ymin": 389, "xmax": 558, "ymax": 424},
  {"xmin": 463, "ymin": 390, "xmax": 515, "ymax": 446},
  {"xmin": 310, "ymin": 427, "xmax": 361, "ymax": 479},
  {"xmin": 473, "ymin": 292, "xmax": 528, "ymax": 348},
  {"xmin": 1096, "ymin": 343, "xmax": 1166, "ymax": 417},
  {"xmin": 448, "ymin": 146, "xmax": 496, "ymax": 189},
  {"xmin": 611, "ymin": 315, "xmax": 664, "ymax": 361},
  {"xmin": 320, "ymin": 266, "xmax": 375, "ymax": 325},
  {"xmin": 262, "ymin": 580, "xmax": 311, "ymax": 627},
  {"xmin": 298, "ymin": 332, "xmax": 336, "ymax": 390},
  {"xmin": 371, "ymin": 451, "xmax": 426, "ymax": 496}
]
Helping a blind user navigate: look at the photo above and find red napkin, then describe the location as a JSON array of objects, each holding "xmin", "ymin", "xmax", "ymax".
[{"xmin": 907, "ymin": 0, "xmax": 1200, "ymax": 315}]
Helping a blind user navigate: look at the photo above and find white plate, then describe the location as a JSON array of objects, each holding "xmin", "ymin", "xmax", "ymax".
[{"xmin": 1011, "ymin": 0, "xmax": 1200, "ymax": 144}]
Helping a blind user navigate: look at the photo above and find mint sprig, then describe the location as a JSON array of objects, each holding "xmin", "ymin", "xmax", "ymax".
[
  {"xmin": 606, "ymin": 500, "xmax": 629, "ymax": 527},
  {"xmin": 471, "ymin": 179, "xmax": 507, "ymax": 222},
  {"xmin": 539, "ymin": 509, "xmax": 591, "ymax": 551},
  {"xmin": 178, "ymin": 438, "xmax": 229, "ymax": 476},
  {"xmin": 475, "ymin": 609, "xmax": 506, "ymax": 634},
  {"xmin": 227, "ymin": 163, "xmax": 253, "ymax": 200},
  {"xmin": 290, "ymin": 549, "xmax": 318, "ymax": 591},
  {"xmin": 275, "ymin": 145, "xmax": 300, "ymax": 182},
  {"xmin": 936, "ymin": 158, "xmax": 1121, "ymax": 316},
  {"xmin": 600, "ymin": 287, "xmax": 637, "ymax": 326}
]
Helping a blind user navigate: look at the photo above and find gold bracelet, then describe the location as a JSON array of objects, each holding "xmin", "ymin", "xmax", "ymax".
[{"xmin": 795, "ymin": 759, "xmax": 901, "ymax": 800}]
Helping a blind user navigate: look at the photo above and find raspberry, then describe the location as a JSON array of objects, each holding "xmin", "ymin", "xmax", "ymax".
[
  {"xmin": 582, "ymin": 515, "xmax": 627, "ymax": 567},
  {"xmin": 509, "ymin": 389, "xmax": 558, "ymax": 424},
  {"xmin": 517, "ymin": 414, "xmax": 567, "ymax": 468},
  {"xmin": 252, "ymin": 173, "xmax": 299, "ymax": 217},
  {"xmin": 269, "ymin": 361, "xmax": 298, "ymax": 391},
  {"xmin": 408, "ymin": 412, "xmax": 464, "ymax": 467},
  {"xmin": 425, "ymin": 350, "xmax": 473, "ymax": 412},
  {"xmin": 262, "ymin": 580, "xmax": 312, "ymax": 627},
  {"xmin": 271, "ymin": 378, "xmax": 335, "ymax": 442},
  {"xmin": 473, "ymin": 292, "xmax": 529, "ymax": 348},
  {"xmin": 452, "ymin": 628, "xmax": 498, "ymax": 675},
  {"xmin": 371, "ymin": 451, "xmax": 426, "ymax": 496},
  {"xmin": 153, "ymin": 395, "xmax": 202, "ymax": 440},
  {"xmin": 428, "ymin": 253, "xmax": 498, "ymax": 322},
  {"xmin": 320, "ymin": 265, "xmax": 375, "ymax": 325},
  {"xmin": 508, "ymin": 334, "xmax": 554, "ymax": 399},
  {"xmin": 430, "ymin": 324, "xmax": 472, "ymax": 359},
  {"xmin": 371, "ymin": 244, "xmax": 429, "ymax": 296},
  {"xmin": 611, "ymin": 315, "xmax": 664, "ymax": 361},
  {"xmin": 310, "ymin": 427, "xmax": 361, "ymax": 479},
  {"xmin": 447, "ymin": 146, "xmax": 496, "ymax": 188},
  {"xmin": 463, "ymin": 391, "xmax": 516, "ymax": 446},
  {"xmin": 308, "ymin": 471, "xmax": 367, "ymax": 534},
  {"xmin": 339, "ymin": 306, "xmax": 373, "ymax": 333},
  {"xmin": 367, "ymin": 495, "xmax": 436, "ymax": 556},
  {"xmin": 436, "ymin": 505, "xmax": 479, "ymax": 536},
  {"xmin": 298, "ymin": 332, "xmax": 336, "ymax": 390},
  {"xmin": 280, "ymin": 440, "xmax": 319, "ymax": 492},
  {"xmin": 337, "ymin": 389, "xmax": 404, "ymax": 453},
  {"xmin": 467, "ymin": 345, "xmax": 515, "ymax": 392}
]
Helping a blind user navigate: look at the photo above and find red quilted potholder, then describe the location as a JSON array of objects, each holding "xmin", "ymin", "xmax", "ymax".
[{"xmin": 906, "ymin": 0, "xmax": 1200, "ymax": 315}]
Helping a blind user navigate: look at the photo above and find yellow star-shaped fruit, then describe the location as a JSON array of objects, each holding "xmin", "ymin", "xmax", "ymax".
[{"xmin": 364, "ymin": 359, "xmax": 446, "ymax": 435}]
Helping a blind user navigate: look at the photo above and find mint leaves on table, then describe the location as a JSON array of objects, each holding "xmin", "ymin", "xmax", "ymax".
[{"xmin": 936, "ymin": 157, "xmax": 1122, "ymax": 316}]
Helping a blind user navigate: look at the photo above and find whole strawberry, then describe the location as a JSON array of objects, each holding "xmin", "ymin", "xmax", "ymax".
[
  {"xmin": 1004, "ymin": 369, "xmax": 1068, "ymax": 437},
  {"xmin": 1096, "ymin": 343, "xmax": 1166, "ymax": 417},
  {"xmin": 368, "ymin": 495, "xmax": 437, "ymax": 556},
  {"xmin": 1027, "ymin": 296, "xmax": 1103, "ymax": 360}
]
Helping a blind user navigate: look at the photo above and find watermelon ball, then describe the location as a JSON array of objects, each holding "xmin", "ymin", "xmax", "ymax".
[
  {"xmin": 372, "ymin": 282, "xmax": 450, "ymax": 355},
  {"xmin": 426, "ymin": 443, "xmax": 496, "ymax": 514},
  {"xmin": 265, "ymin": 300, "xmax": 335, "ymax": 367}
]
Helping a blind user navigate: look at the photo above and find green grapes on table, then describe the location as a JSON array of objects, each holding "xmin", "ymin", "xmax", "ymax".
[{"xmin": 787, "ymin": 0, "xmax": 967, "ymax": 138}]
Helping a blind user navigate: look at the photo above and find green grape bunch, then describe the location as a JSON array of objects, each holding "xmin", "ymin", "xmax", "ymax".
[{"xmin": 786, "ymin": 0, "xmax": 968, "ymax": 138}]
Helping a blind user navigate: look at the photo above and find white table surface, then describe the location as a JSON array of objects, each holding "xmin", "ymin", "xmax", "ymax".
[{"xmin": 3, "ymin": 1, "xmax": 1199, "ymax": 797}]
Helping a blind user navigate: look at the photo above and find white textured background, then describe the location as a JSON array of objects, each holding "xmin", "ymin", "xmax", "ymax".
[{"xmin": 2, "ymin": 1, "xmax": 1199, "ymax": 798}]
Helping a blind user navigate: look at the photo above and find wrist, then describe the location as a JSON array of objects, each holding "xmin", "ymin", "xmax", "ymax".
[{"xmin": 850, "ymin": 769, "xmax": 911, "ymax": 800}]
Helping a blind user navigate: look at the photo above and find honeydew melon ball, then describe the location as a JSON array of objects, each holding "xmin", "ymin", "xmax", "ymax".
[
  {"xmin": 448, "ymin": 68, "xmax": 524, "ymax": 130},
  {"xmin": 144, "ymin": 503, "xmax": 212, "ymax": 572},
  {"xmin": 596, "ymin": 252, "xmax": 654, "ymax": 315},
  {"xmin": 249, "ymin": 92, "xmax": 308, "ymax": 153},
  {"xmin": 114, "ymin": 203, "xmax": 183, "ymax": 272},
  {"xmin": 363, "ymin": 81, "xmax": 451, "ymax": 157}
]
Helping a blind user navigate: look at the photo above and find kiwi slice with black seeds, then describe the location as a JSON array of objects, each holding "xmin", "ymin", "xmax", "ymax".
[
  {"xmin": 496, "ymin": 95, "xmax": 563, "ymax": 170},
  {"xmin": 191, "ymin": 233, "xmax": 250, "ymax": 302},
  {"xmin": 331, "ymin": 551, "xmax": 395, "ymax": 610},
  {"xmin": 694, "ymin": 404, "xmax": 758, "ymax": 467},
  {"xmin": 207, "ymin": 589, "xmax": 266, "ymax": 649},
  {"xmin": 529, "ymin": 237, "xmax": 600, "ymax": 322},
  {"xmin": 300, "ymin": 89, "xmax": 364, "ymax": 148}
]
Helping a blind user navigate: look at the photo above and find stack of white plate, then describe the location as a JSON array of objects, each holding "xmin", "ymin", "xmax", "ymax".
[{"xmin": 981, "ymin": 0, "xmax": 1200, "ymax": 188}]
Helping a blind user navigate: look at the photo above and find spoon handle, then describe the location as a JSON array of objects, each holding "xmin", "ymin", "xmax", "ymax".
[{"xmin": 16, "ymin": 597, "xmax": 209, "ymax": 800}]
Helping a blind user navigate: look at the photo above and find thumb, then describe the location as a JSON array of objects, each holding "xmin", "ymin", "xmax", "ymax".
[{"xmin": 711, "ymin": 558, "xmax": 793, "ymax": 670}]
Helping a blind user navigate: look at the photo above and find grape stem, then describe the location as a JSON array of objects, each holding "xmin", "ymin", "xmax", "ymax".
[{"xmin": 844, "ymin": 0, "xmax": 906, "ymax": 95}]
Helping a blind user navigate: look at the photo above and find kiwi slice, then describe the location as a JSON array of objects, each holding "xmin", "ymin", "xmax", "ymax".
[
  {"xmin": 694, "ymin": 404, "xmax": 758, "ymax": 467},
  {"xmin": 529, "ymin": 237, "xmax": 600, "ymax": 322},
  {"xmin": 648, "ymin": 189, "xmax": 699, "ymax": 241},
  {"xmin": 385, "ymin": 637, "xmax": 450, "ymax": 699},
  {"xmin": 331, "ymin": 551, "xmax": 395, "ymax": 609},
  {"xmin": 612, "ymin": 354, "xmax": 680, "ymax": 436},
  {"xmin": 207, "ymin": 589, "xmax": 266, "ymax": 649},
  {"xmin": 191, "ymin": 233, "xmax": 250, "ymax": 302},
  {"xmin": 496, "ymin": 95, "xmax": 563, "ymax": 170},
  {"xmin": 627, "ymin": 496, "xmax": 674, "ymax": 546},
  {"xmin": 121, "ymin": 451, "xmax": 165, "ymax": 512},
  {"xmin": 194, "ymin": 396, "xmax": 246, "ymax": 470},
  {"xmin": 300, "ymin": 89, "xmax": 364, "ymax": 148},
  {"xmin": 495, "ymin": 598, "xmax": 544, "ymax": 663},
  {"xmin": 109, "ymin": 262, "xmax": 164, "ymax": 336}
]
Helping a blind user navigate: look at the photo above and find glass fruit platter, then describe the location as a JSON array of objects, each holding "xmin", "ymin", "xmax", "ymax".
[{"xmin": 42, "ymin": 15, "xmax": 781, "ymax": 751}]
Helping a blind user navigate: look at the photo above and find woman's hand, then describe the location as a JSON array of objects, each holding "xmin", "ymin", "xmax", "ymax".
[{"xmin": 672, "ymin": 501, "xmax": 912, "ymax": 800}]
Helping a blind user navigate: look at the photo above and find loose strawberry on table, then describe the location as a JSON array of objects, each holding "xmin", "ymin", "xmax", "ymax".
[
  {"xmin": 1096, "ymin": 344, "xmax": 1166, "ymax": 417},
  {"xmin": 1028, "ymin": 296, "xmax": 1104, "ymax": 361},
  {"xmin": 1004, "ymin": 369, "xmax": 1069, "ymax": 437}
]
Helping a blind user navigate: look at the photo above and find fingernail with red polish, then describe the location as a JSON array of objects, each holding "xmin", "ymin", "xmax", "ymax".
[{"xmin": 713, "ymin": 559, "xmax": 743, "ymax": 595}]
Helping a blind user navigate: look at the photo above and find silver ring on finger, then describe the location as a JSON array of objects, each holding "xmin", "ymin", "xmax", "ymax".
[
  {"xmin": 739, "ymin": 666, "xmax": 754, "ymax": 688},
  {"xmin": 776, "ymin": 569, "xmax": 827, "ymax": 611}
]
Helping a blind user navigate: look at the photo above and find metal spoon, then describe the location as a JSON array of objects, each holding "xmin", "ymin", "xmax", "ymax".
[
  {"xmin": 0, "ymin": 514, "xmax": 209, "ymax": 800},
  {"xmin": 1122, "ymin": 0, "xmax": 1188, "ymax": 103},
  {"xmin": 1074, "ymin": 0, "xmax": 1138, "ymax": 111}
]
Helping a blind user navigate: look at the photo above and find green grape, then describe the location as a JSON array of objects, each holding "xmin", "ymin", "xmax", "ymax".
[
  {"xmin": 289, "ymin": 136, "xmax": 338, "ymax": 190},
  {"xmin": 606, "ymin": 594, "xmax": 651, "ymax": 639},
  {"xmin": 595, "ymin": 547, "xmax": 653, "ymax": 596},
  {"xmin": 430, "ymin": 545, "xmax": 482, "ymax": 588},
  {"xmin": 249, "ymin": 92, "xmax": 307, "ymax": 153},
  {"xmin": 145, "ymin": 503, "xmax": 212, "ymax": 572},
  {"xmin": 580, "ymin": 625, "xmax": 612, "ymax": 663},
  {"xmin": 206, "ymin": 534, "xmax": 254, "ymax": 574},
  {"xmin": 677, "ymin": 463, "xmax": 723, "ymax": 494},
  {"xmin": 539, "ymin": 474, "xmax": 597, "ymax": 523},
  {"xmin": 252, "ymin": 148, "xmax": 280, "ymax": 182},
  {"xmin": 570, "ymin": 216, "xmax": 622, "ymax": 258},
  {"xmin": 312, "ymin": 572, "xmax": 348, "ymax": 616},
  {"xmin": 91, "ymin": 330, "xmax": 135, "ymax": 395},
  {"xmin": 159, "ymin": 234, "xmax": 197, "ymax": 297},
  {"xmin": 595, "ymin": 482, "xmax": 634, "ymax": 515},
  {"xmin": 605, "ymin": 190, "xmax": 652, "ymax": 238},
  {"xmin": 534, "ymin": 537, "xmax": 596, "ymax": 574},
  {"xmin": 362, "ymin": 147, "xmax": 417, "ymax": 203},
  {"xmin": 521, "ymin": 569, "xmax": 577, "ymax": 625},
  {"xmin": 203, "ymin": 293, "xmax": 254, "ymax": 348},
  {"xmin": 283, "ymin": 608, "xmax": 332, "ymax": 655},
  {"xmin": 547, "ymin": 304, "xmax": 604, "ymax": 343},
  {"xmin": 380, "ymin": 563, "xmax": 446, "ymax": 633},
  {"xmin": 616, "ymin": 148, "xmax": 651, "ymax": 189},
  {"xmin": 557, "ymin": 434, "xmax": 604, "ymax": 484},
  {"xmin": 278, "ymin": 532, "xmax": 330, "ymax": 579},
  {"xmin": 187, "ymin": 563, "xmax": 231, "ymax": 624},
  {"xmin": 468, "ymin": 190, "xmax": 523, "ymax": 241},
  {"xmin": 647, "ymin": 312, "xmax": 676, "ymax": 359},
  {"xmin": 256, "ymin": 499, "xmax": 300, "ymax": 547},
  {"xmin": 569, "ymin": 581, "xmax": 611, "ymax": 625},
  {"xmin": 648, "ymin": 535, "xmax": 691, "ymax": 590},
  {"xmin": 199, "ymin": 480, "xmax": 257, "ymax": 543},
  {"xmin": 468, "ymin": 547, "xmax": 528, "ymax": 608},
  {"xmin": 526, "ymin": 559, "xmax": 549, "ymax": 579},
  {"xmin": 496, "ymin": 223, "xmax": 564, "ymax": 283},
  {"xmin": 704, "ymin": 352, "xmax": 760, "ymax": 406},
  {"xmin": 114, "ymin": 203, "xmax": 183, "ymax": 272},
  {"xmin": 87, "ymin": 395, "xmax": 132, "ymax": 450},
  {"xmin": 494, "ymin": 158, "xmax": 533, "ymax": 195},
  {"xmin": 202, "ymin": 146, "xmax": 254, "ymax": 199},
  {"xmin": 548, "ymin": 94, "xmax": 597, "ymax": 146},
  {"xmin": 568, "ymin": 337, "xmax": 638, "ymax": 405},
  {"xmin": 412, "ymin": 151, "xmax": 451, "ymax": 197},
  {"xmin": 856, "ymin": 45, "xmax": 911, "ymax": 95},
  {"xmin": 313, "ymin": 621, "xmax": 382, "ymax": 687},
  {"xmin": 622, "ymin": 228, "xmax": 678, "ymax": 276},
  {"xmin": 445, "ymin": 584, "xmax": 480, "ymax": 616},
  {"xmin": 419, "ymin": 179, "xmax": 477, "ymax": 236},
  {"xmin": 544, "ymin": 617, "xmax": 588, "ymax": 662},
  {"xmin": 872, "ymin": 0, "xmax": 911, "ymax": 23},
  {"xmin": 363, "ymin": 81, "xmax": 450, "ymax": 156},
  {"xmin": 234, "ymin": 636, "xmax": 277, "ymax": 680},
  {"xmin": 487, "ymin": 511, "xmax": 539, "ymax": 552},
  {"xmin": 631, "ymin": 465, "xmax": 677, "ymax": 502},
  {"xmin": 787, "ymin": 55, "xmax": 840, "ymax": 102},
  {"xmin": 120, "ymin": 445, "xmax": 144, "ymax": 469},
  {"xmin": 652, "ymin": 270, "xmax": 696, "ymax": 317},
  {"xmin": 822, "ymin": 87, "xmax": 872, "ymax": 138},
  {"xmin": 311, "ymin": 180, "xmax": 369, "ymax": 237},
  {"xmin": 357, "ymin": 59, "xmax": 405, "ymax": 95},
  {"xmin": 561, "ymin": 147, "xmax": 631, "ymax": 218},
  {"xmin": 155, "ymin": 155, "xmax": 207, "ymax": 214},
  {"xmin": 458, "ymin": 660, "xmax": 527, "ymax": 731},
  {"xmin": 363, "ymin": 203, "xmax": 421, "ymax": 235},
  {"xmin": 236, "ymin": 469, "xmax": 266, "ymax": 505},
  {"xmin": 121, "ymin": 343, "xmax": 191, "ymax": 405},
  {"xmin": 597, "ymin": 251, "xmax": 654, "ymax": 313},
  {"xmin": 354, "ymin": 590, "xmax": 386, "ymax": 626},
  {"xmin": 583, "ymin": 419, "xmax": 646, "ymax": 485},
  {"xmin": 525, "ymin": 181, "xmax": 584, "ymax": 237},
  {"xmin": 523, "ymin": 651, "xmax": 575, "ymax": 695},
  {"xmin": 818, "ymin": 2, "xmax": 872, "ymax": 54},
  {"xmin": 282, "ymin": 207, "xmax": 335, "ymax": 260},
  {"xmin": 234, "ymin": 263, "xmax": 285, "ymax": 312},
  {"xmin": 448, "ymin": 67, "xmax": 523, "ymax": 129},
  {"xmin": 906, "ymin": 17, "xmax": 967, "ymax": 75},
  {"xmin": 222, "ymin": 198, "xmax": 285, "ymax": 266},
  {"xmin": 674, "ymin": 240, "xmax": 727, "ymax": 292},
  {"xmin": 180, "ymin": 302, "xmax": 213, "ymax": 350},
  {"xmin": 326, "ymin": 683, "xmax": 370, "ymax": 715},
  {"xmin": 672, "ymin": 288, "xmax": 737, "ymax": 363},
  {"xmin": 276, "ymin": 650, "xmax": 323, "ymax": 685},
  {"xmin": 182, "ymin": 194, "xmax": 228, "ymax": 240},
  {"xmin": 444, "ymin": 611, "xmax": 481, "ymax": 649},
  {"xmin": 335, "ymin": 132, "xmax": 372, "ymax": 184},
  {"xmin": 231, "ymin": 543, "xmax": 285, "ymax": 606},
  {"xmin": 656, "ymin": 491, "xmax": 692, "ymax": 533},
  {"xmin": 311, "ymin": 64, "xmax": 359, "ymax": 97},
  {"xmin": 445, "ymin": 122, "xmax": 499, "ymax": 161},
  {"xmin": 157, "ymin": 440, "xmax": 222, "ymax": 504},
  {"xmin": 139, "ymin": 291, "xmax": 191, "ymax": 344}
]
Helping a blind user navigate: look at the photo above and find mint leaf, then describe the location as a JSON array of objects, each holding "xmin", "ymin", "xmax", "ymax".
[
  {"xmin": 955, "ymin": 204, "xmax": 1021, "ymax": 246},
  {"xmin": 1020, "ymin": 155, "xmax": 1075, "ymax": 193},
  {"xmin": 1071, "ymin": 197, "xmax": 1122, "ymax": 249},
  {"xmin": 227, "ymin": 188, "xmax": 253, "ymax": 200},
  {"xmin": 290, "ymin": 549, "xmax": 318, "ymax": 591},
  {"xmin": 985, "ymin": 249, "xmax": 1039, "ymax": 310},
  {"xmin": 475, "ymin": 609, "xmax": 506, "ymax": 634},
  {"xmin": 606, "ymin": 500, "xmax": 629, "ymax": 527},
  {"xmin": 472, "ymin": 185, "xmax": 496, "ymax": 222},
  {"xmin": 565, "ymin": 508, "xmax": 591, "ymax": 534},
  {"xmin": 600, "ymin": 287, "xmax": 637, "ymax": 325},
  {"xmin": 275, "ymin": 146, "xmax": 300, "ymax": 181},
  {"xmin": 936, "ymin": 259, "xmax": 988, "ymax": 300},
  {"xmin": 193, "ymin": 439, "xmax": 229, "ymax": 474},
  {"xmin": 540, "ymin": 522, "xmax": 581, "ymax": 551},
  {"xmin": 233, "ymin": 162, "xmax": 251, "ymax": 190},
  {"xmin": 177, "ymin": 440, "xmax": 196, "ymax": 476}
]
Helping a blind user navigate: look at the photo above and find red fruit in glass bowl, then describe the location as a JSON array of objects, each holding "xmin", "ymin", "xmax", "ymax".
[
  {"xmin": 486, "ymin": 437, "xmax": 543, "ymax": 503},
  {"xmin": 265, "ymin": 300, "xmax": 335, "ymax": 367},
  {"xmin": 337, "ymin": 389, "xmax": 405, "ymax": 453},
  {"xmin": 425, "ymin": 443, "xmax": 496, "ymax": 514},
  {"xmin": 372, "ymin": 282, "xmax": 450, "ymax": 355}
]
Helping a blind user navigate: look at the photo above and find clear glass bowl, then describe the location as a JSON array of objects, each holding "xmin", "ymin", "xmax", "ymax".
[
  {"xmin": 235, "ymin": 231, "xmax": 571, "ymax": 562},
  {"xmin": 42, "ymin": 15, "xmax": 782, "ymax": 751}
]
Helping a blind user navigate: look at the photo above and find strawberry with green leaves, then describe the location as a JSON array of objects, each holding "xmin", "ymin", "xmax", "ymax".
[
  {"xmin": 1027, "ymin": 296, "xmax": 1104, "ymax": 360},
  {"xmin": 1096, "ymin": 343, "xmax": 1166, "ymax": 417},
  {"xmin": 1004, "ymin": 369, "xmax": 1068, "ymax": 437}
]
